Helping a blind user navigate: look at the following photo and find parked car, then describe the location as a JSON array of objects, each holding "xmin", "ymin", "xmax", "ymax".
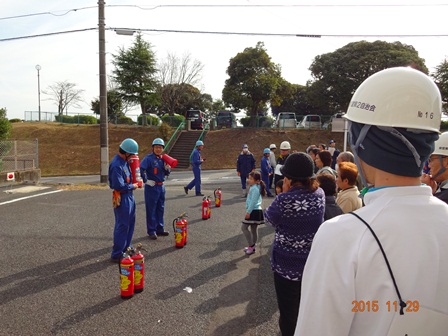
[
  {"xmin": 275, "ymin": 112, "xmax": 297, "ymax": 128},
  {"xmin": 216, "ymin": 111, "xmax": 237, "ymax": 129},
  {"xmin": 298, "ymin": 114, "xmax": 321, "ymax": 129},
  {"xmin": 185, "ymin": 109, "xmax": 204, "ymax": 130}
]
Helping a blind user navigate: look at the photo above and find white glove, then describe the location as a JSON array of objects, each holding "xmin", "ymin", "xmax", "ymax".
[
  {"xmin": 164, "ymin": 164, "xmax": 171, "ymax": 171},
  {"xmin": 145, "ymin": 180, "xmax": 156, "ymax": 187}
]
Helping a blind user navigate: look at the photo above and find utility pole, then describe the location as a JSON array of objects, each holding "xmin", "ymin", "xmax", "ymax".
[{"xmin": 98, "ymin": 0, "xmax": 109, "ymax": 183}]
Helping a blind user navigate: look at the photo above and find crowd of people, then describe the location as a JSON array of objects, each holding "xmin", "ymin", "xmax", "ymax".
[{"xmin": 108, "ymin": 66, "xmax": 448, "ymax": 335}]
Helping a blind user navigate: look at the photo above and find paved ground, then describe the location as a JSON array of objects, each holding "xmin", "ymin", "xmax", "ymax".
[{"xmin": 0, "ymin": 170, "xmax": 280, "ymax": 336}]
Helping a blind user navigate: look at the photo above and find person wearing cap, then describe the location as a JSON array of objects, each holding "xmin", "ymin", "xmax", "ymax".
[
  {"xmin": 269, "ymin": 144, "xmax": 277, "ymax": 189},
  {"xmin": 274, "ymin": 141, "xmax": 291, "ymax": 191},
  {"xmin": 295, "ymin": 67, "xmax": 448, "ymax": 335},
  {"xmin": 264, "ymin": 152, "xmax": 325, "ymax": 336},
  {"xmin": 184, "ymin": 140, "xmax": 205, "ymax": 196},
  {"xmin": 236, "ymin": 144, "xmax": 256, "ymax": 198},
  {"xmin": 422, "ymin": 131, "xmax": 448, "ymax": 204},
  {"xmin": 140, "ymin": 138, "xmax": 171, "ymax": 240},
  {"xmin": 109, "ymin": 138, "xmax": 142, "ymax": 263},
  {"xmin": 328, "ymin": 140, "xmax": 340, "ymax": 169},
  {"xmin": 261, "ymin": 148, "xmax": 274, "ymax": 197}
]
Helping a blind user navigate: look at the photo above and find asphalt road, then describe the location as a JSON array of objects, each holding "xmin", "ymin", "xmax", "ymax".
[{"xmin": 0, "ymin": 170, "xmax": 280, "ymax": 336}]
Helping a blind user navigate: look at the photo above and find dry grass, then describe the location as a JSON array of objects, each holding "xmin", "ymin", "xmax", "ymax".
[{"xmin": 11, "ymin": 122, "xmax": 345, "ymax": 176}]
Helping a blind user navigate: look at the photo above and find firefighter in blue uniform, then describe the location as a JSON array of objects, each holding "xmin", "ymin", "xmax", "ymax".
[
  {"xmin": 261, "ymin": 148, "xmax": 274, "ymax": 197},
  {"xmin": 109, "ymin": 138, "xmax": 140, "ymax": 263},
  {"xmin": 184, "ymin": 140, "xmax": 205, "ymax": 196},
  {"xmin": 140, "ymin": 138, "xmax": 171, "ymax": 240}
]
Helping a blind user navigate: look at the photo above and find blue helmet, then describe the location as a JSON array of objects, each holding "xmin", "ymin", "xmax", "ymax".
[
  {"xmin": 196, "ymin": 140, "xmax": 204, "ymax": 147},
  {"xmin": 120, "ymin": 138, "xmax": 138, "ymax": 154},
  {"xmin": 263, "ymin": 148, "xmax": 270, "ymax": 154},
  {"xmin": 152, "ymin": 138, "xmax": 165, "ymax": 147}
]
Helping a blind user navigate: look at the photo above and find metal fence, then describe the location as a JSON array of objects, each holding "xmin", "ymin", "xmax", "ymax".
[{"xmin": 0, "ymin": 139, "xmax": 39, "ymax": 173}]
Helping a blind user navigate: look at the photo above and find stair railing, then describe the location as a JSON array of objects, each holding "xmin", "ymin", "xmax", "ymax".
[{"xmin": 165, "ymin": 121, "xmax": 185, "ymax": 155}]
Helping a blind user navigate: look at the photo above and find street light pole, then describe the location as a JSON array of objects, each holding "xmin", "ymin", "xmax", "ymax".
[
  {"xmin": 98, "ymin": 0, "xmax": 109, "ymax": 183},
  {"xmin": 35, "ymin": 64, "xmax": 41, "ymax": 121}
]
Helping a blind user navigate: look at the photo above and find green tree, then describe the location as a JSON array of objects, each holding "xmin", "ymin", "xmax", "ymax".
[
  {"xmin": 91, "ymin": 89, "xmax": 123, "ymax": 122},
  {"xmin": 0, "ymin": 107, "xmax": 12, "ymax": 140},
  {"xmin": 159, "ymin": 83, "xmax": 212, "ymax": 116},
  {"xmin": 112, "ymin": 33, "xmax": 159, "ymax": 126},
  {"xmin": 309, "ymin": 40, "xmax": 428, "ymax": 115},
  {"xmin": 222, "ymin": 42, "xmax": 282, "ymax": 126},
  {"xmin": 272, "ymin": 83, "xmax": 318, "ymax": 117},
  {"xmin": 432, "ymin": 58, "xmax": 448, "ymax": 111}
]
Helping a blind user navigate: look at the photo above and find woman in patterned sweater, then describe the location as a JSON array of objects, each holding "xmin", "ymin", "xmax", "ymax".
[{"xmin": 264, "ymin": 152, "xmax": 325, "ymax": 336}]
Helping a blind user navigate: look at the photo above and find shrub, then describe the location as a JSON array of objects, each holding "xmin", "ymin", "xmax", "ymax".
[
  {"xmin": 159, "ymin": 122, "xmax": 173, "ymax": 141},
  {"xmin": 161, "ymin": 114, "xmax": 184, "ymax": 127},
  {"xmin": 117, "ymin": 116, "xmax": 134, "ymax": 125},
  {"xmin": 78, "ymin": 115, "xmax": 98, "ymax": 124},
  {"xmin": 137, "ymin": 114, "xmax": 160, "ymax": 126},
  {"xmin": 441, "ymin": 120, "xmax": 448, "ymax": 131},
  {"xmin": 55, "ymin": 115, "xmax": 75, "ymax": 123},
  {"xmin": 240, "ymin": 116, "xmax": 274, "ymax": 128},
  {"xmin": 54, "ymin": 115, "xmax": 98, "ymax": 124},
  {"xmin": 9, "ymin": 118, "xmax": 23, "ymax": 123}
]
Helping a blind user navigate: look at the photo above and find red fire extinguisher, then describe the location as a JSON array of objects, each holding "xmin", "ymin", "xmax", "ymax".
[
  {"xmin": 202, "ymin": 197, "xmax": 209, "ymax": 220},
  {"xmin": 120, "ymin": 249, "xmax": 134, "ymax": 299},
  {"xmin": 207, "ymin": 196, "xmax": 212, "ymax": 219},
  {"xmin": 173, "ymin": 212, "xmax": 188, "ymax": 248},
  {"xmin": 129, "ymin": 154, "xmax": 142, "ymax": 187},
  {"xmin": 131, "ymin": 243, "xmax": 146, "ymax": 293},
  {"xmin": 214, "ymin": 188, "xmax": 222, "ymax": 207},
  {"xmin": 182, "ymin": 214, "xmax": 188, "ymax": 246}
]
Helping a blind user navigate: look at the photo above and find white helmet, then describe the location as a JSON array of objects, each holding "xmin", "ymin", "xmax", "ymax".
[
  {"xmin": 433, "ymin": 131, "xmax": 448, "ymax": 156},
  {"xmin": 280, "ymin": 141, "xmax": 291, "ymax": 150},
  {"xmin": 344, "ymin": 67, "xmax": 442, "ymax": 133},
  {"xmin": 269, "ymin": 143, "xmax": 277, "ymax": 149}
]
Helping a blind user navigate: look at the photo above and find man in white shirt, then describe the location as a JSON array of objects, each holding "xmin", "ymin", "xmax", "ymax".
[{"xmin": 295, "ymin": 67, "xmax": 448, "ymax": 336}]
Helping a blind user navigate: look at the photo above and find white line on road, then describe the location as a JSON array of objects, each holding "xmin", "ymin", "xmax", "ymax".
[{"xmin": 0, "ymin": 190, "xmax": 63, "ymax": 206}]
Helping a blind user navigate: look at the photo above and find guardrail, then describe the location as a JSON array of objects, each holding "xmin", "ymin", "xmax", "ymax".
[{"xmin": 165, "ymin": 121, "xmax": 185, "ymax": 155}]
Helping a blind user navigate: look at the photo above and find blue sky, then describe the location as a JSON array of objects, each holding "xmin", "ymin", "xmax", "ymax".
[{"xmin": 1, "ymin": 1, "xmax": 447, "ymax": 121}]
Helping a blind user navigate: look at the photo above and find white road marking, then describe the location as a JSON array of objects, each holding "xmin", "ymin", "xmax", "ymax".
[
  {"xmin": 3, "ymin": 186, "xmax": 50, "ymax": 194},
  {"xmin": 0, "ymin": 190, "xmax": 63, "ymax": 206}
]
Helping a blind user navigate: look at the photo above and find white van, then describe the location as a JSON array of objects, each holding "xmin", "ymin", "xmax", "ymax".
[
  {"xmin": 298, "ymin": 115, "xmax": 321, "ymax": 129},
  {"xmin": 275, "ymin": 112, "xmax": 297, "ymax": 128}
]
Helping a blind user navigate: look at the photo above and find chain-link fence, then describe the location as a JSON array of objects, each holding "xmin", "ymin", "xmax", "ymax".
[{"xmin": 0, "ymin": 139, "xmax": 38, "ymax": 173}]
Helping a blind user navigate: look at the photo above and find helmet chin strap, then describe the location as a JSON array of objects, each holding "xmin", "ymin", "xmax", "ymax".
[
  {"xmin": 431, "ymin": 157, "xmax": 447, "ymax": 180},
  {"xmin": 348, "ymin": 121, "xmax": 372, "ymax": 194}
]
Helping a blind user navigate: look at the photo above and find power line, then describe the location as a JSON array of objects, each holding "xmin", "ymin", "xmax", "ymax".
[
  {"xmin": 0, "ymin": 28, "xmax": 97, "ymax": 42},
  {"xmin": 1, "ymin": 3, "xmax": 448, "ymax": 21},
  {"xmin": 2, "ymin": 26, "xmax": 448, "ymax": 43}
]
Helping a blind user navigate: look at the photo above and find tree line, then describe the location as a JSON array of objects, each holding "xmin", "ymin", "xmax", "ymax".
[{"xmin": 34, "ymin": 35, "xmax": 448, "ymax": 127}]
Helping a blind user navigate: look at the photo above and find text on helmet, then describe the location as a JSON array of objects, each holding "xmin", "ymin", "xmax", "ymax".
[{"xmin": 350, "ymin": 101, "xmax": 376, "ymax": 112}]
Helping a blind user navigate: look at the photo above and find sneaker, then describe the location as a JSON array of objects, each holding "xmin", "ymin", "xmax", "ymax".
[
  {"xmin": 149, "ymin": 234, "xmax": 158, "ymax": 240},
  {"xmin": 184, "ymin": 186, "xmax": 188, "ymax": 195},
  {"xmin": 157, "ymin": 231, "xmax": 169, "ymax": 236},
  {"xmin": 110, "ymin": 257, "xmax": 121, "ymax": 264},
  {"xmin": 196, "ymin": 193, "xmax": 204, "ymax": 196},
  {"xmin": 245, "ymin": 246, "xmax": 255, "ymax": 255}
]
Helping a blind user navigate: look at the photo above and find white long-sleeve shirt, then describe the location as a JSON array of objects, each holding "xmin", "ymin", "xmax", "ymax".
[{"xmin": 295, "ymin": 186, "xmax": 448, "ymax": 336}]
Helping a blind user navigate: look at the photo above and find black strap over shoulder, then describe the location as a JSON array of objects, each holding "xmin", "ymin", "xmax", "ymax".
[{"xmin": 349, "ymin": 212, "xmax": 407, "ymax": 315}]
